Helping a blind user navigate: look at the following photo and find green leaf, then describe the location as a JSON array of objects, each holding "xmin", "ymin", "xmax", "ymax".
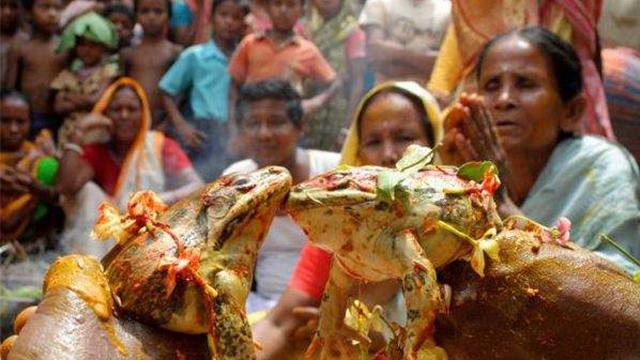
[
  {"xmin": 457, "ymin": 161, "xmax": 498, "ymax": 182},
  {"xmin": 634, "ymin": 271, "xmax": 640, "ymax": 284},
  {"xmin": 376, "ymin": 171, "xmax": 408, "ymax": 203},
  {"xmin": 335, "ymin": 164, "xmax": 351, "ymax": 172},
  {"xmin": 396, "ymin": 145, "xmax": 436, "ymax": 173}
]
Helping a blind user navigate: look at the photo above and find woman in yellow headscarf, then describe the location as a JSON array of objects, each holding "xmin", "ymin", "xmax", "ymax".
[
  {"xmin": 251, "ymin": 80, "xmax": 443, "ymax": 359},
  {"xmin": 55, "ymin": 77, "xmax": 202, "ymax": 257}
]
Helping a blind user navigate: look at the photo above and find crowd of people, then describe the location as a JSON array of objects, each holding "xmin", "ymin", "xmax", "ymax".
[{"xmin": 1, "ymin": 0, "xmax": 639, "ymax": 352}]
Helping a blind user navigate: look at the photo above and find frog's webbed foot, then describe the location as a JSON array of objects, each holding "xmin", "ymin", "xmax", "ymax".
[
  {"xmin": 400, "ymin": 259, "xmax": 444, "ymax": 359},
  {"xmin": 306, "ymin": 263, "xmax": 361, "ymax": 360},
  {"xmin": 209, "ymin": 269, "xmax": 256, "ymax": 360}
]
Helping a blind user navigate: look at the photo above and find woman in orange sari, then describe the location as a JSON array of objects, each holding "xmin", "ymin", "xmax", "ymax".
[
  {"xmin": 1, "ymin": 90, "xmax": 60, "ymax": 249},
  {"xmin": 427, "ymin": 0, "xmax": 613, "ymax": 139},
  {"xmin": 55, "ymin": 77, "xmax": 202, "ymax": 257}
]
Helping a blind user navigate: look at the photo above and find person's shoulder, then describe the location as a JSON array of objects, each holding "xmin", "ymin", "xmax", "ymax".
[
  {"xmin": 222, "ymin": 159, "xmax": 259, "ymax": 175},
  {"xmin": 568, "ymin": 136, "xmax": 639, "ymax": 177}
]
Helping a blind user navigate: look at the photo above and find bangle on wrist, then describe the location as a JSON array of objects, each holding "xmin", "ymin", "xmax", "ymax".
[{"xmin": 64, "ymin": 142, "xmax": 84, "ymax": 155}]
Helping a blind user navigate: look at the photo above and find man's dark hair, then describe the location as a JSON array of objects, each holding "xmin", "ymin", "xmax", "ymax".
[
  {"xmin": 236, "ymin": 79, "xmax": 304, "ymax": 127},
  {"xmin": 104, "ymin": 3, "xmax": 135, "ymax": 23},
  {"xmin": 476, "ymin": 26, "xmax": 583, "ymax": 103}
]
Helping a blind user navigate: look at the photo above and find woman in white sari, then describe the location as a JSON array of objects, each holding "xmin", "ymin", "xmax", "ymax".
[{"xmin": 56, "ymin": 77, "xmax": 202, "ymax": 257}]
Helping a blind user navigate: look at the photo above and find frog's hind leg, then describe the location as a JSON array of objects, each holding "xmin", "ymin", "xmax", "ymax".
[
  {"xmin": 307, "ymin": 263, "xmax": 361, "ymax": 360},
  {"xmin": 209, "ymin": 269, "xmax": 256, "ymax": 360},
  {"xmin": 401, "ymin": 259, "xmax": 444, "ymax": 360}
]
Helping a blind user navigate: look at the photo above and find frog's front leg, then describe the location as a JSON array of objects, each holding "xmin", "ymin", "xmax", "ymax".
[
  {"xmin": 210, "ymin": 268, "xmax": 256, "ymax": 360},
  {"xmin": 307, "ymin": 262, "xmax": 360, "ymax": 360},
  {"xmin": 400, "ymin": 259, "xmax": 443, "ymax": 360}
]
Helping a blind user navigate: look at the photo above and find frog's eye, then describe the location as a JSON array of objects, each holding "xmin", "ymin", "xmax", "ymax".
[{"xmin": 231, "ymin": 176, "xmax": 255, "ymax": 192}]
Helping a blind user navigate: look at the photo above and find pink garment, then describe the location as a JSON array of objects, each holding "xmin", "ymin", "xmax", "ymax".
[
  {"xmin": 345, "ymin": 26, "xmax": 366, "ymax": 59},
  {"xmin": 542, "ymin": 0, "xmax": 615, "ymax": 140}
]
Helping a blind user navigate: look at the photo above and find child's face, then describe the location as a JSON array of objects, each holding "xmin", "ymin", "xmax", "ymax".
[
  {"xmin": 312, "ymin": 0, "xmax": 341, "ymax": 19},
  {"xmin": 240, "ymin": 98, "xmax": 301, "ymax": 168},
  {"xmin": 0, "ymin": 98, "xmax": 30, "ymax": 152},
  {"xmin": 212, "ymin": 1, "xmax": 246, "ymax": 43},
  {"xmin": 266, "ymin": 0, "xmax": 301, "ymax": 33},
  {"xmin": 31, "ymin": 0, "xmax": 62, "ymax": 34},
  {"xmin": 108, "ymin": 12, "xmax": 134, "ymax": 44},
  {"xmin": 0, "ymin": 0, "xmax": 21, "ymax": 34},
  {"xmin": 76, "ymin": 37, "xmax": 108, "ymax": 66},
  {"xmin": 137, "ymin": 0, "xmax": 168, "ymax": 37}
]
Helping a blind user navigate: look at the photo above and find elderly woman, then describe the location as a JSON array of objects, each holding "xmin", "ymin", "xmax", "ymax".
[
  {"xmin": 55, "ymin": 77, "xmax": 202, "ymax": 257},
  {"xmin": 440, "ymin": 27, "xmax": 640, "ymax": 274},
  {"xmin": 251, "ymin": 80, "xmax": 443, "ymax": 359}
]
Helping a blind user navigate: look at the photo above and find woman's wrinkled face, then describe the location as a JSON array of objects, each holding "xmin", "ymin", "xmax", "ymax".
[
  {"xmin": 240, "ymin": 98, "xmax": 301, "ymax": 168},
  {"xmin": 357, "ymin": 92, "xmax": 430, "ymax": 168},
  {"xmin": 107, "ymin": 87, "xmax": 142, "ymax": 144},
  {"xmin": 0, "ymin": 97, "xmax": 30, "ymax": 152},
  {"xmin": 478, "ymin": 36, "xmax": 571, "ymax": 152}
]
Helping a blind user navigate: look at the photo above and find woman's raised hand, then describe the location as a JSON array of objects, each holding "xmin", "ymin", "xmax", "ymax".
[{"xmin": 441, "ymin": 93, "xmax": 508, "ymax": 171}]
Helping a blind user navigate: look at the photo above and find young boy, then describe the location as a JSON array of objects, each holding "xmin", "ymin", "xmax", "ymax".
[
  {"xmin": 6, "ymin": 0, "xmax": 67, "ymax": 138},
  {"xmin": 227, "ymin": 0, "xmax": 339, "ymax": 150},
  {"xmin": 0, "ymin": 0, "xmax": 29, "ymax": 90},
  {"xmin": 120, "ymin": 0, "xmax": 182, "ymax": 128},
  {"xmin": 159, "ymin": 0, "xmax": 248, "ymax": 180},
  {"xmin": 104, "ymin": 3, "xmax": 136, "ymax": 49}
]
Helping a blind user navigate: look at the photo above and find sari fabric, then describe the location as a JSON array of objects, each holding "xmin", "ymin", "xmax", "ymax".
[
  {"xmin": 428, "ymin": 0, "xmax": 614, "ymax": 139},
  {"xmin": 60, "ymin": 78, "xmax": 166, "ymax": 257},
  {"xmin": 304, "ymin": 0, "xmax": 359, "ymax": 151},
  {"xmin": 521, "ymin": 136, "xmax": 640, "ymax": 274},
  {"xmin": 0, "ymin": 131, "xmax": 58, "ymax": 243}
]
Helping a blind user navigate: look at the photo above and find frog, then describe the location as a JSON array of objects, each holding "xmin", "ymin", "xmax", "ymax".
[
  {"xmin": 93, "ymin": 166, "xmax": 292, "ymax": 360},
  {"xmin": 285, "ymin": 145, "xmax": 502, "ymax": 359}
]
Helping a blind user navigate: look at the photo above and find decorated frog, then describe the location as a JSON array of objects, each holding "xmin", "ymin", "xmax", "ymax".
[
  {"xmin": 92, "ymin": 166, "xmax": 292, "ymax": 359},
  {"xmin": 286, "ymin": 145, "xmax": 503, "ymax": 359}
]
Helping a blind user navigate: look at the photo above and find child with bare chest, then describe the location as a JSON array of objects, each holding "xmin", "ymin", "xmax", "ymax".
[
  {"xmin": 6, "ymin": 0, "xmax": 67, "ymax": 137},
  {"xmin": 120, "ymin": 0, "xmax": 182, "ymax": 128}
]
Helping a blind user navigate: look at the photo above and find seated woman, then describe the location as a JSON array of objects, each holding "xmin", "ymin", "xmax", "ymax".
[
  {"xmin": 55, "ymin": 77, "xmax": 202, "ymax": 257},
  {"xmin": 223, "ymin": 79, "xmax": 341, "ymax": 312},
  {"xmin": 1, "ymin": 90, "xmax": 60, "ymax": 252},
  {"xmin": 252, "ymin": 80, "xmax": 443, "ymax": 359},
  {"xmin": 439, "ymin": 27, "xmax": 640, "ymax": 274}
]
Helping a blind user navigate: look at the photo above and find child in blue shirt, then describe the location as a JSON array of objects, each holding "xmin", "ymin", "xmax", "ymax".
[{"xmin": 159, "ymin": 0, "xmax": 248, "ymax": 181}]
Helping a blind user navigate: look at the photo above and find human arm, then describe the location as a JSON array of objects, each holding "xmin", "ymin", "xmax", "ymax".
[
  {"xmin": 161, "ymin": 166, "xmax": 203, "ymax": 204},
  {"xmin": 253, "ymin": 287, "xmax": 318, "ymax": 360},
  {"xmin": 366, "ymin": 27, "xmax": 438, "ymax": 79},
  {"xmin": 54, "ymin": 114, "xmax": 110, "ymax": 196},
  {"xmin": 5, "ymin": 43, "xmax": 21, "ymax": 90},
  {"xmin": 301, "ymin": 78, "xmax": 340, "ymax": 115},
  {"xmin": 161, "ymin": 92, "xmax": 207, "ymax": 149}
]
